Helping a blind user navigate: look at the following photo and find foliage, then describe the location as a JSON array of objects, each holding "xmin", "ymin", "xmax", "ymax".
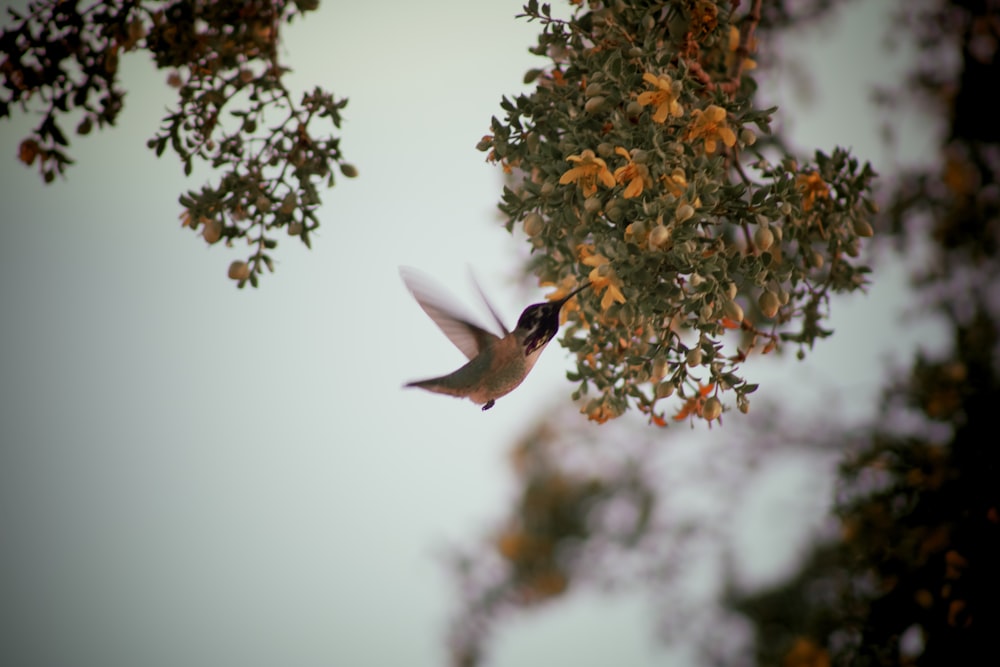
[
  {"xmin": 446, "ymin": 0, "xmax": 1000, "ymax": 665},
  {"xmin": 479, "ymin": 0, "xmax": 876, "ymax": 424},
  {"xmin": 727, "ymin": 0, "xmax": 1000, "ymax": 663},
  {"xmin": 729, "ymin": 311, "xmax": 1000, "ymax": 667},
  {"xmin": 0, "ymin": 0, "xmax": 355, "ymax": 287},
  {"xmin": 447, "ymin": 418, "xmax": 659, "ymax": 667}
]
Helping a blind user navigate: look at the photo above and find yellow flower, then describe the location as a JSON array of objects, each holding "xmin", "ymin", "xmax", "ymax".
[
  {"xmin": 726, "ymin": 25, "xmax": 757, "ymax": 71},
  {"xmin": 558, "ymin": 149, "xmax": 616, "ymax": 197},
  {"xmin": 636, "ymin": 73, "xmax": 684, "ymax": 123},
  {"xmin": 579, "ymin": 247, "xmax": 626, "ymax": 311},
  {"xmin": 690, "ymin": 0, "xmax": 719, "ymax": 37},
  {"xmin": 582, "ymin": 398, "xmax": 619, "ymax": 424},
  {"xmin": 660, "ymin": 167, "xmax": 703, "ymax": 208},
  {"xmin": 686, "ymin": 104, "xmax": 737, "ymax": 154},
  {"xmin": 796, "ymin": 171, "xmax": 830, "ymax": 211},
  {"xmin": 612, "ymin": 147, "xmax": 651, "ymax": 198}
]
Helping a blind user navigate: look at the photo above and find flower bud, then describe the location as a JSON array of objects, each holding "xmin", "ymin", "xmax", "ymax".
[
  {"xmin": 675, "ymin": 203, "xmax": 695, "ymax": 222},
  {"xmin": 651, "ymin": 357, "xmax": 668, "ymax": 382},
  {"xmin": 722, "ymin": 299, "xmax": 744, "ymax": 323},
  {"xmin": 655, "ymin": 381, "xmax": 675, "ymax": 398},
  {"xmin": 228, "ymin": 260, "xmax": 250, "ymax": 281},
  {"xmin": 584, "ymin": 96, "xmax": 606, "ymax": 114},
  {"xmin": 649, "ymin": 225, "xmax": 671, "ymax": 249},
  {"xmin": 702, "ymin": 397, "xmax": 722, "ymax": 421},
  {"xmin": 758, "ymin": 290, "xmax": 780, "ymax": 318},
  {"xmin": 203, "ymin": 218, "xmax": 223, "ymax": 245},
  {"xmin": 523, "ymin": 212, "xmax": 543, "ymax": 237},
  {"xmin": 754, "ymin": 226, "xmax": 774, "ymax": 252},
  {"xmin": 339, "ymin": 163, "xmax": 359, "ymax": 178},
  {"xmin": 853, "ymin": 218, "xmax": 874, "ymax": 237}
]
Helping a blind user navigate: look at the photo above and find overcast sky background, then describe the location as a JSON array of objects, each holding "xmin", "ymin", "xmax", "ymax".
[{"xmin": 0, "ymin": 1, "xmax": 948, "ymax": 666}]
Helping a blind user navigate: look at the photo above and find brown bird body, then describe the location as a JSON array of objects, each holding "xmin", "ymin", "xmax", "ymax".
[{"xmin": 401, "ymin": 268, "xmax": 588, "ymax": 410}]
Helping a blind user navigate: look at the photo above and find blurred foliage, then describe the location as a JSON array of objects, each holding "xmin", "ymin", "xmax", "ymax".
[
  {"xmin": 727, "ymin": 0, "xmax": 1000, "ymax": 664},
  {"xmin": 448, "ymin": 0, "xmax": 1000, "ymax": 665},
  {"xmin": 480, "ymin": 0, "xmax": 876, "ymax": 424},
  {"xmin": 447, "ymin": 420, "xmax": 658, "ymax": 667},
  {"xmin": 0, "ymin": 0, "xmax": 356, "ymax": 286},
  {"xmin": 730, "ymin": 313, "xmax": 1000, "ymax": 666}
]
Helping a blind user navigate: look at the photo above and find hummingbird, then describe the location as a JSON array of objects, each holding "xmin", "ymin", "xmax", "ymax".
[{"xmin": 400, "ymin": 267, "xmax": 590, "ymax": 410}]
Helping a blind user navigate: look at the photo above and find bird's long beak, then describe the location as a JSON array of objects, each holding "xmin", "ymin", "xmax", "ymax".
[{"xmin": 556, "ymin": 280, "xmax": 592, "ymax": 305}]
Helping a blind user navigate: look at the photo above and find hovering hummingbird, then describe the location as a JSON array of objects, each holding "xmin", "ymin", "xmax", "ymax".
[{"xmin": 400, "ymin": 267, "xmax": 590, "ymax": 410}]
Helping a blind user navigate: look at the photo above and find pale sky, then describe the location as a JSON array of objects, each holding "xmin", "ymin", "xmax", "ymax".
[{"xmin": 0, "ymin": 2, "xmax": 947, "ymax": 666}]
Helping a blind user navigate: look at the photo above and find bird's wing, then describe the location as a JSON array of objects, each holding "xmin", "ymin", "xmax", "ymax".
[
  {"xmin": 400, "ymin": 267, "xmax": 502, "ymax": 360},
  {"xmin": 468, "ymin": 268, "xmax": 510, "ymax": 336}
]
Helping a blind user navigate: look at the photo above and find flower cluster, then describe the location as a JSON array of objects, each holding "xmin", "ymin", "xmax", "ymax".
[{"xmin": 482, "ymin": 0, "xmax": 876, "ymax": 425}]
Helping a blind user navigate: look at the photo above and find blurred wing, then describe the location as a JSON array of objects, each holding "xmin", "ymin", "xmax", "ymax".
[
  {"xmin": 468, "ymin": 268, "xmax": 510, "ymax": 337},
  {"xmin": 400, "ymin": 267, "xmax": 501, "ymax": 360}
]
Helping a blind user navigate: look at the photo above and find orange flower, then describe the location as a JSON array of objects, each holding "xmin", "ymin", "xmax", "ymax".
[
  {"xmin": 559, "ymin": 149, "xmax": 615, "ymax": 197},
  {"xmin": 612, "ymin": 147, "xmax": 651, "ymax": 198},
  {"xmin": 686, "ymin": 104, "xmax": 737, "ymax": 154},
  {"xmin": 582, "ymin": 398, "xmax": 618, "ymax": 424},
  {"xmin": 673, "ymin": 383, "xmax": 715, "ymax": 421},
  {"xmin": 726, "ymin": 25, "xmax": 757, "ymax": 71},
  {"xmin": 690, "ymin": 0, "xmax": 719, "ymax": 36},
  {"xmin": 579, "ymin": 247, "xmax": 626, "ymax": 311},
  {"xmin": 796, "ymin": 171, "xmax": 830, "ymax": 211},
  {"xmin": 661, "ymin": 167, "xmax": 702, "ymax": 208},
  {"xmin": 636, "ymin": 73, "xmax": 684, "ymax": 123}
]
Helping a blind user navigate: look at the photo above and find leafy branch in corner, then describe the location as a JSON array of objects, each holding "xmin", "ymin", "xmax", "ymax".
[{"xmin": 0, "ymin": 0, "xmax": 356, "ymax": 286}]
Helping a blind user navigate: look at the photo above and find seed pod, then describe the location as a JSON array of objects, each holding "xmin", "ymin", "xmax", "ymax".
[
  {"xmin": 702, "ymin": 396, "xmax": 722, "ymax": 421},
  {"xmin": 655, "ymin": 381, "xmax": 675, "ymax": 398},
  {"xmin": 228, "ymin": 260, "xmax": 250, "ymax": 281},
  {"xmin": 759, "ymin": 290, "xmax": 780, "ymax": 318},
  {"xmin": 203, "ymin": 218, "xmax": 223, "ymax": 245},
  {"xmin": 686, "ymin": 347, "xmax": 703, "ymax": 366},
  {"xmin": 340, "ymin": 163, "xmax": 359, "ymax": 178},
  {"xmin": 523, "ymin": 212, "xmax": 544, "ymax": 237},
  {"xmin": 853, "ymin": 218, "xmax": 874, "ymax": 237},
  {"xmin": 584, "ymin": 96, "xmax": 606, "ymax": 114},
  {"xmin": 649, "ymin": 225, "xmax": 671, "ymax": 249},
  {"xmin": 651, "ymin": 357, "xmax": 668, "ymax": 382},
  {"xmin": 754, "ymin": 226, "xmax": 774, "ymax": 252},
  {"xmin": 722, "ymin": 298, "xmax": 744, "ymax": 323}
]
